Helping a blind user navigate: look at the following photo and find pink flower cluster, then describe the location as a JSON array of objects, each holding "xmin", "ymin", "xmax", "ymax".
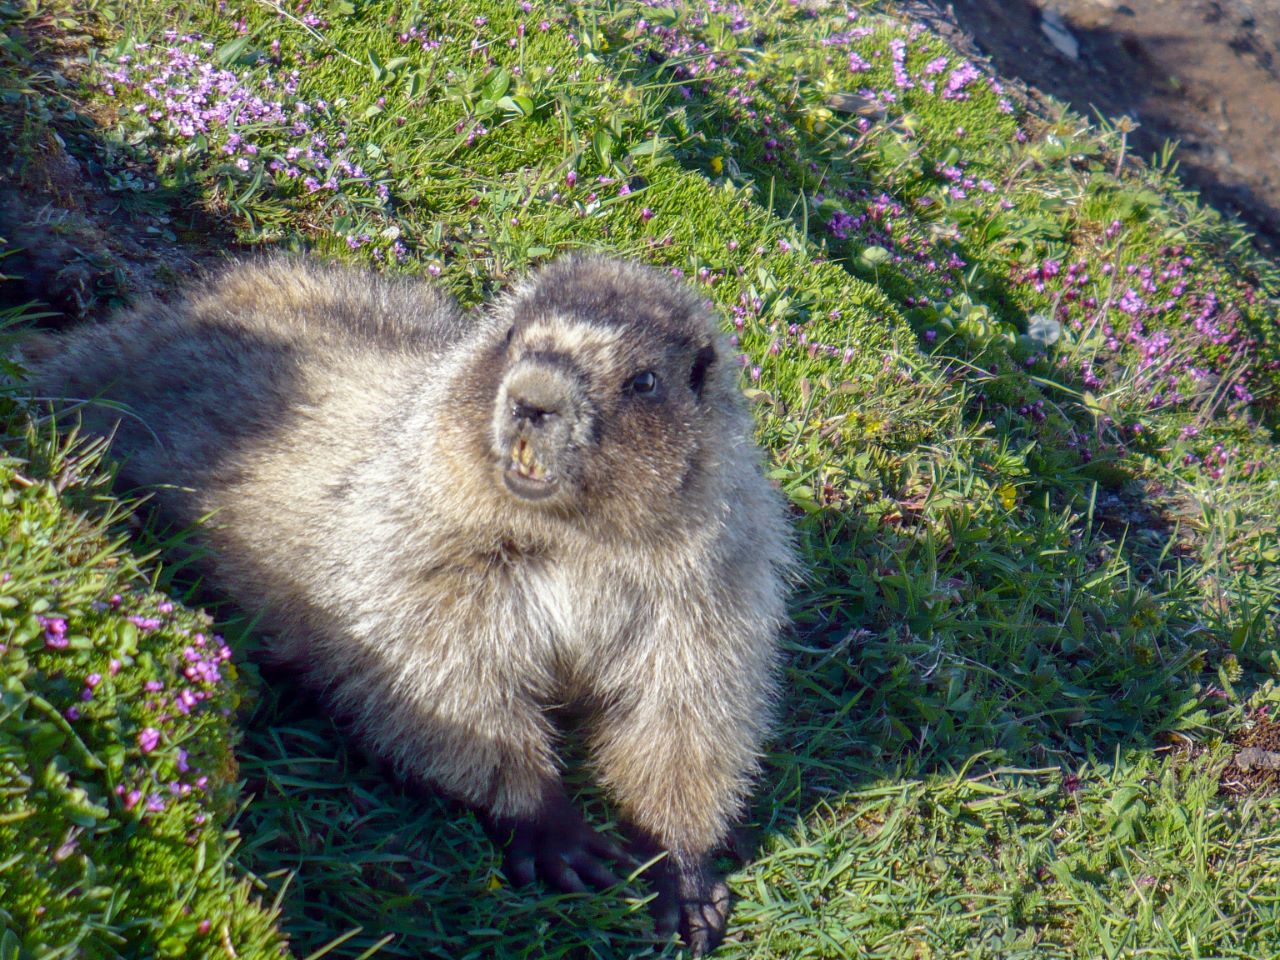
[
  {"xmin": 98, "ymin": 30, "xmax": 396, "ymax": 251},
  {"xmin": 38, "ymin": 615, "xmax": 68, "ymax": 649}
]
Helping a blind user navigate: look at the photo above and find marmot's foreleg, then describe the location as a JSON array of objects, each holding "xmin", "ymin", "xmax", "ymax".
[
  {"xmin": 336, "ymin": 651, "xmax": 633, "ymax": 894},
  {"xmin": 333, "ymin": 655, "xmax": 556, "ymax": 815},
  {"xmin": 589, "ymin": 632, "xmax": 774, "ymax": 955}
]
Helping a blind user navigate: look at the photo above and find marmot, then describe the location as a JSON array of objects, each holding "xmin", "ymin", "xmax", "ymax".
[{"xmin": 29, "ymin": 254, "xmax": 794, "ymax": 954}]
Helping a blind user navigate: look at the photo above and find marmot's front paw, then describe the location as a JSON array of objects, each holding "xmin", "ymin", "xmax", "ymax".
[
  {"xmin": 648, "ymin": 858, "xmax": 732, "ymax": 956},
  {"xmin": 679, "ymin": 878, "xmax": 732, "ymax": 956},
  {"xmin": 484, "ymin": 791, "xmax": 633, "ymax": 893}
]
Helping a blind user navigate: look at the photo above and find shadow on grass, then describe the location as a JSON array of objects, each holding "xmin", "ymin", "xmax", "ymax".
[
  {"xmin": 0, "ymin": 9, "xmax": 241, "ymax": 326},
  {"xmin": 585, "ymin": 0, "xmax": 1238, "ymax": 763}
]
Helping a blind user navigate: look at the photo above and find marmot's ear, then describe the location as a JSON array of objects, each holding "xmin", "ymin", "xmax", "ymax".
[{"xmin": 689, "ymin": 344, "xmax": 716, "ymax": 398}]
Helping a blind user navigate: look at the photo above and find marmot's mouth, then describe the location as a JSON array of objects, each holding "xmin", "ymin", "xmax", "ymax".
[
  {"xmin": 503, "ymin": 436, "xmax": 557, "ymax": 501},
  {"xmin": 508, "ymin": 436, "xmax": 549, "ymax": 482}
]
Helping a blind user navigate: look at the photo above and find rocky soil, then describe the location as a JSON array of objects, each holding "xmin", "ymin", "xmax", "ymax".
[{"xmin": 933, "ymin": 0, "xmax": 1280, "ymax": 250}]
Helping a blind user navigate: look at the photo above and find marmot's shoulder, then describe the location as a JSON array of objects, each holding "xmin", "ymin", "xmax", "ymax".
[{"xmin": 191, "ymin": 256, "xmax": 470, "ymax": 354}]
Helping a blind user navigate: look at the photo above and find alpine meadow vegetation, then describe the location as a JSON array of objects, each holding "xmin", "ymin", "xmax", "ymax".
[{"xmin": 2, "ymin": 0, "xmax": 1279, "ymax": 957}]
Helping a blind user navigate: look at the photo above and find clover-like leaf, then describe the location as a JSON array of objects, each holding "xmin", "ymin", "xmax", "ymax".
[{"xmin": 1026, "ymin": 313, "xmax": 1062, "ymax": 348}]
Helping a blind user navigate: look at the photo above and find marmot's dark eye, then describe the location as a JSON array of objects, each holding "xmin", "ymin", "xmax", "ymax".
[
  {"xmin": 626, "ymin": 371, "xmax": 659, "ymax": 396},
  {"xmin": 504, "ymin": 325, "xmax": 515, "ymax": 345}
]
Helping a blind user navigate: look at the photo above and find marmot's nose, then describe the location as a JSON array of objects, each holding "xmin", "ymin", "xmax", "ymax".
[
  {"xmin": 510, "ymin": 396, "xmax": 560, "ymax": 426},
  {"xmin": 502, "ymin": 358, "xmax": 578, "ymax": 433}
]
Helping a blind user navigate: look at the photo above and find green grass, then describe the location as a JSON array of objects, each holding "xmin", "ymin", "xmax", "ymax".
[
  {"xmin": 2, "ymin": 0, "xmax": 1280, "ymax": 957},
  {"xmin": 0, "ymin": 376, "xmax": 286, "ymax": 955}
]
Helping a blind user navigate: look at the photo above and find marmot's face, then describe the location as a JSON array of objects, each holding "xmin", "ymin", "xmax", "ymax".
[{"xmin": 487, "ymin": 258, "xmax": 724, "ymax": 521}]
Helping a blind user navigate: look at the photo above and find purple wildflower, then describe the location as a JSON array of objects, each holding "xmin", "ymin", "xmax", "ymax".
[
  {"xmin": 942, "ymin": 62, "xmax": 982, "ymax": 100},
  {"xmin": 827, "ymin": 210, "xmax": 857, "ymax": 240},
  {"xmin": 889, "ymin": 39, "xmax": 913, "ymax": 90},
  {"xmin": 39, "ymin": 616, "xmax": 69, "ymax": 649}
]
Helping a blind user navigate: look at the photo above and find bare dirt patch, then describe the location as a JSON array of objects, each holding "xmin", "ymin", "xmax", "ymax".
[
  {"xmin": 0, "ymin": 13, "xmax": 232, "ymax": 324},
  {"xmin": 1221, "ymin": 714, "xmax": 1280, "ymax": 795},
  {"xmin": 932, "ymin": 0, "xmax": 1280, "ymax": 250}
]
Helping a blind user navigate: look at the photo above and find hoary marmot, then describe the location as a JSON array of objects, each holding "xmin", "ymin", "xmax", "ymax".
[{"xmin": 28, "ymin": 254, "xmax": 794, "ymax": 954}]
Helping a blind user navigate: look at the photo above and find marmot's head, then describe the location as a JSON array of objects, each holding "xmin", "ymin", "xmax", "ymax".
[{"xmin": 476, "ymin": 255, "xmax": 745, "ymax": 529}]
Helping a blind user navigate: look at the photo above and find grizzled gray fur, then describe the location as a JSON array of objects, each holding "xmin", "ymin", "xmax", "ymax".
[{"xmin": 29, "ymin": 255, "xmax": 795, "ymax": 954}]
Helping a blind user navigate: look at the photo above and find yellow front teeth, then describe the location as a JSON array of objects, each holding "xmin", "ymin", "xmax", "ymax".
[{"xmin": 510, "ymin": 437, "xmax": 548, "ymax": 481}]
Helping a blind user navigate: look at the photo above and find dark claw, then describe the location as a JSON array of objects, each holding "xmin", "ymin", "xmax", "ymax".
[
  {"xmin": 545, "ymin": 857, "xmax": 589, "ymax": 893},
  {"xmin": 586, "ymin": 828, "xmax": 632, "ymax": 866},
  {"xmin": 630, "ymin": 837, "xmax": 731, "ymax": 956},
  {"xmin": 568, "ymin": 850, "xmax": 624, "ymax": 890},
  {"xmin": 651, "ymin": 887, "xmax": 680, "ymax": 938},
  {"xmin": 479, "ymin": 787, "xmax": 632, "ymax": 894},
  {"xmin": 506, "ymin": 848, "xmax": 538, "ymax": 887}
]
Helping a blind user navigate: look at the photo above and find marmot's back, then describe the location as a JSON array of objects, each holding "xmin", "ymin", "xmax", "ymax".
[{"xmin": 29, "ymin": 258, "xmax": 468, "ymax": 509}]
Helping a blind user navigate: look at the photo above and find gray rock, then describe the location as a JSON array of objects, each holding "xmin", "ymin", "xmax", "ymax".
[{"xmin": 1041, "ymin": 8, "xmax": 1081, "ymax": 60}]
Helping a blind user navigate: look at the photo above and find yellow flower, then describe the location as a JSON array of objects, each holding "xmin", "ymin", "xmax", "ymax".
[
  {"xmin": 710, "ymin": 156, "xmax": 724, "ymax": 175},
  {"xmin": 997, "ymin": 484, "xmax": 1017, "ymax": 510}
]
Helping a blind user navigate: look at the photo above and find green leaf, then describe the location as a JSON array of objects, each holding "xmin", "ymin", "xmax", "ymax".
[
  {"xmin": 860, "ymin": 245, "xmax": 890, "ymax": 266},
  {"xmin": 1067, "ymin": 607, "xmax": 1085, "ymax": 643},
  {"xmin": 1108, "ymin": 785, "xmax": 1145, "ymax": 814},
  {"xmin": 1026, "ymin": 314, "xmax": 1062, "ymax": 347},
  {"xmin": 483, "ymin": 68, "xmax": 511, "ymax": 100},
  {"xmin": 497, "ymin": 94, "xmax": 535, "ymax": 116},
  {"xmin": 214, "ymin": 35, "xmax": 252, "ymax": 67},
  {"xmin": 593, "ymin": 129, "xmax": 614, "ymax": 167},
  {"xmin": 628, "ymin": 137, "xmax": 669, "ymax": 159}
]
